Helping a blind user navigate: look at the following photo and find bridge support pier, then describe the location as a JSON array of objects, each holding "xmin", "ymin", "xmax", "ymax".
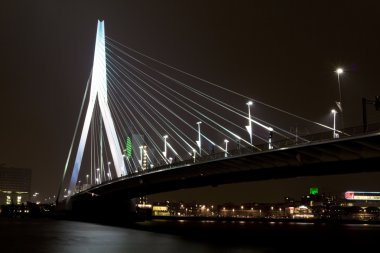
[{"xmin": 64, "ymin": 194, "xmax": 151, "ymax": 223}]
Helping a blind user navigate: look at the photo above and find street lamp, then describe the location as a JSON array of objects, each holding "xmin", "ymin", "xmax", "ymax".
[
  {"xmin": 96, "ymin": 168, "xmax": 100, "ymax": 184},
  {"xmin": 246, "ymin": 101, "xmax": 253, "ymax": 144},
  {"xmin": 268, "ymin": 127, "xmax": 273, "ymax": 150},
  {"xmin": 335, "ymin": 68, "xmax": 344, "ymax": 128},
  {"xmin": 196, "ymin": 121, "xmax": 202, "ymax": 156},
  {"xmin": 139, "ymin": 146, "xmax": 143, "ymax": 167},
  {"xmin": 107, "ymin": 161, "xmax": 112, "ymax": 180},
  {"xmin": 335, "ymin": 68, "xmax": 343, "ymax": 107},
  {"xmin": 86, "ymin": 174, "xmax": 89, "ymax": 185},
  {"xmin": 331, "ymin": 109, "xmax": 339, "ymax": 139},
  {"xmin": 163, "ymin": 135, "xmax": 168, "ymax": 160},
  {"xmin": 224, "ymin": 139, "xmax": 229, "ymax": 157}
]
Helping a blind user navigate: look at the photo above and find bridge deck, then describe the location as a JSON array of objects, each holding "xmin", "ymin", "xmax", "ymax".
[{"xmin": 73, "ymin": 132, "xmax": 380, "ymax": 200}]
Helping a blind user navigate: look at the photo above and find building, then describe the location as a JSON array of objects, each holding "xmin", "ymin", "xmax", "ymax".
[
  {"xmin": 152, "ymin": 206, "xmax": 170, "ymax": 216},
  {"xmin": 0, "ymin": 166, "xmax": 32, "ymax": 205}
]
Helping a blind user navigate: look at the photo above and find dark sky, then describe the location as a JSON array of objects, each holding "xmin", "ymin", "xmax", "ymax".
[{"xmin": 1, "ymin": 1, "xmax": 380, "ymax": 203}]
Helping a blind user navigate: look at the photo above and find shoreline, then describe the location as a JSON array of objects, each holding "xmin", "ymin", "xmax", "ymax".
[{"xmin": 151, "ymin": 215, "xmax": 380, "ymax": 224}]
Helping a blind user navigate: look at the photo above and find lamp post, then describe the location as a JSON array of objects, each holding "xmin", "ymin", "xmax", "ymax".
[
  {"xmin": 163, "ymin": 135, "xmax": 168, "ymax": 161},
  {"xmin": 139, "ymin": 146, "xmax": 143, "ymax": 168},
  {"xmin": 331, "ymin": 109, "xmax": 339, "ymax": 138},
  {"xmin": 107, "ymin": 161, "xmax": 112, "ymax": 180},
  {"xmin": 246, "ymin": 101, "xmax": 253, "ymax": 144},
  {"xmin": 196, "ymin": 121, "xmax": 202, "ymax": 156},
  {"xmin": 335, "ymin": 68, "xmax": 344, "ymax": 128},
  {"xmin": 335, "ymin": 68, "xmax": 343, "ymax": 109},
  {"xmin": 224, "ymin": 139, "xmax": 229, "ymax": 157},
  {"xmin": 96, "ymin": 168, "xmax": 100, "ymax": 184},
  {"xmin": 268, "ymin": 127, "xmax": 273, "ymax": 150}
]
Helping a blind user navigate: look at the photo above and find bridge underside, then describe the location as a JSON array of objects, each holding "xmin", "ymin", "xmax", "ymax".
[{"xmin": 71, "ymin": 133, "xmax": 380, "ymax": 203}]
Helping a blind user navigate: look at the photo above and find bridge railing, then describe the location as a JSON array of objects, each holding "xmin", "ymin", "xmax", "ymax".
[
  {"xmin": 153, "ymin": 122, "xmax": 380, "ymax": 171},
  {"xmin": 81, "ymin": 122, "xmax": 380, "ymax": 192}
]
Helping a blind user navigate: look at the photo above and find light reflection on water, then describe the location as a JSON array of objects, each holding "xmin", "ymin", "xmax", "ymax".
[
  {"xmin": 0, "ymin": 218, "xmax": 379, "ymax": 252},
  {"xmin": 0, "ymin": 219, "xmax": 265, "ymax": 253}
]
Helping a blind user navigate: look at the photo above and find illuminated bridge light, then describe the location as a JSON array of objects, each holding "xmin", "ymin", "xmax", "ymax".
[{"xmin": 125, "ymin": 137, "xmax": 132, "ymax": 159}]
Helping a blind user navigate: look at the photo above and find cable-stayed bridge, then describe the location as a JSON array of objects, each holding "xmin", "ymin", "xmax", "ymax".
[{"xmin": 58, "ymin": 21, "xmax": 380, "ymax": 219}]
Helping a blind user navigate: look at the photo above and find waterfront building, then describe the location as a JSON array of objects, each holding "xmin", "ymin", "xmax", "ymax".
[{"xmin": 0, "ymin": 166, "xmax": 32, "ymax": 205}]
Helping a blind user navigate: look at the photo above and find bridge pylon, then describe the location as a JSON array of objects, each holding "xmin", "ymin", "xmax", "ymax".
[{"xmin": 68, "ymin": 20, "xmax": 127, "ymax": 194}]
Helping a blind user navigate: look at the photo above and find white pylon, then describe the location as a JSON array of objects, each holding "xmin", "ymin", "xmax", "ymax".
[{"xmin": 68, "ymin": 21, "xmax": 126, "ymax": 193}]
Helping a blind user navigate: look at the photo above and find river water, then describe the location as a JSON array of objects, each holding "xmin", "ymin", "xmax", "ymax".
[{"xmin": 1, "ymin": 217, "xmax": 379, "ymax": 252}]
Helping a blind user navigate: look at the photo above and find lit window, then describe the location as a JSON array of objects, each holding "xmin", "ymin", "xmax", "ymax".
[
  {"xmin": 6, "ymin": 196, "xmax": 11, "ymax": 205},
  {"xmin": 17, "ymin": 196, "xmax": 22, "ymax": 205}
]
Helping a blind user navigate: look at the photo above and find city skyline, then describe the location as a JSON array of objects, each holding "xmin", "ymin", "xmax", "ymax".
[{"xmin": 1, "ymin": 1, "xmax": 380, "ymax": 201}]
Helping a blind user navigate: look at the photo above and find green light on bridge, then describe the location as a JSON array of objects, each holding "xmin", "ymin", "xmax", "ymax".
[{"xmin": 125, "ymin": 137, "xmax": 132, "ymax": 159}]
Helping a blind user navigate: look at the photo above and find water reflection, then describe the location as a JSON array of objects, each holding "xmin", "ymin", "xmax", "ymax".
[
  {"xmin": 1, "ymin": 218, "xmax": 380, "ymax": 252},
  {"xmin": 1, "ymin": 219, "xmax": 268, "ymax": 253}
]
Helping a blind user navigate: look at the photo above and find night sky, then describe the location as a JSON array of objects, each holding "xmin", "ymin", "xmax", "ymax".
[{"xmin": 1, "ymin": 1, "xmax": 380, "ymax": 203}]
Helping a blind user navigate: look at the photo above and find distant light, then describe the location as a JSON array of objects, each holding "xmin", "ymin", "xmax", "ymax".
[
  {"xmin": 196, "ymin": 121, "xmax": 202, "ymax": 125},
  {"xmin": 336, "ymin": 68, "xmax": 343, "ymax": 74},
  {"xmin": 268, "ymin": 127, "xmax": 273, "ymax": 131},
  {"xmin": 247, "ymin": 101, "xmax": 253, "ymax": 106},
  {"xmin": 163, "ymin": 135, "xmax": 168, "ymax": 139},
  {"xmin": 310, "ymin": 187, "xmax": 319, "ymax": 195},
  {"xmin": 224, "ymin": 139, "xmax": 229, "ymax": 143},
  {"xmin": 108, "ymin": 161, "xmax": 111, "ymax": 165},
  {"xmin": 331, "ymin": 109, "xmax": 337, "ymax": 114}
]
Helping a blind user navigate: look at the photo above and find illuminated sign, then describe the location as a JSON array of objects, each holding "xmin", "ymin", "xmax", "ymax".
[
  {"xmin": 345, "ymin": 191, "xmax": 380, "ymax": 201},
  {"xmin": 310, "ymin": 187, "xmax": 318, "ymax": 195},
  {"xmin": 137, "ymin": 203, "xmax": 152, "ymax": 208}
]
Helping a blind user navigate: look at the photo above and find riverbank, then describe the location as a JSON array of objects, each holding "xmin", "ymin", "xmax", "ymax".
[{"xmin": 152, "ymin": 215, "xmax": 380, "ymax": 224}]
